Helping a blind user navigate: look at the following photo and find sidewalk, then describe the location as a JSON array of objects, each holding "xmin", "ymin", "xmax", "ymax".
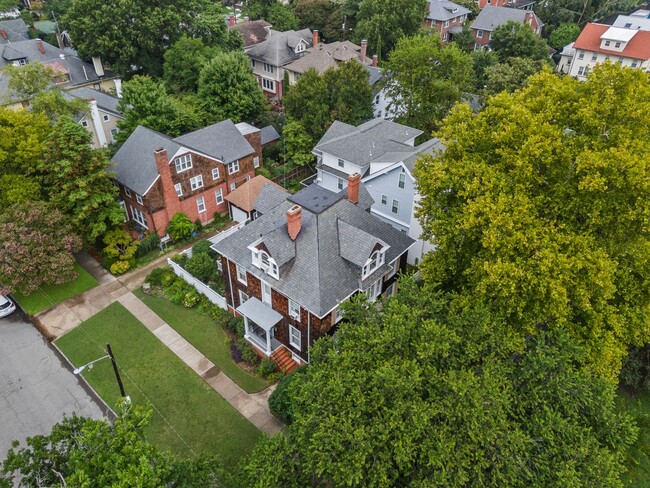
[{"xmin": 117, "ymin": 292, "xmax": 283, "ymax": 435}]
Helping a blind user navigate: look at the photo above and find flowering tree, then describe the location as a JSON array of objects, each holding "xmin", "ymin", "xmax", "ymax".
[{"xmin": 0, "ymin": 202, "xmax": 82, "ymax": 294}]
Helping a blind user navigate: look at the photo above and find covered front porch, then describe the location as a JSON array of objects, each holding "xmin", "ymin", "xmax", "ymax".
[{"xmin": 236, "ymin": 297, "xmax": 283, "ymax": 356}]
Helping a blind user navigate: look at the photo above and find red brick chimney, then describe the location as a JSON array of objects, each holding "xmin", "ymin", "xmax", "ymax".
[
  {"xmin": 36, "ymin": 39, "xmax": 45, "ymax": 54},
  {"xmin": 0, "ymin": 30, "xmax": 7, "ymax": 41},
  {"xmin": 229, "ymin": 14, "xmax": 236, "ymax": 28},
  {"xmin": 347, "ymin": 173, "xmax": 360, "ymax": 205},
  {"xmin": 360, "ymin": 40, "xmax": 367, "ymax": 62},
  {"xmin": 312, "ymin": 30, "xmax": 319, "ymax": 47},
  {"xmin": 287, "ymin": 205, "xmax": 302, "ymax": 240},
  {"xmin": 154, "ymin": 147, "xmax": 182, "ymax": 221},
  {"xmin": 371, "ymin": 54, "xmax": 378, "ymax": 67}
]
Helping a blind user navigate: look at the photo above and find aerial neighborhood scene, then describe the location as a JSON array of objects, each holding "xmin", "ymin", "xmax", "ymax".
[{"xmin": 0, "ymin": 0, "xmax": 649, "ymax": 485}]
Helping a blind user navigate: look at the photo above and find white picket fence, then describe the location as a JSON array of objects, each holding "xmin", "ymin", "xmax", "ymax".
[{"xmin": 167, "ymin": 258, "xmax": 227, "ymax": 310}]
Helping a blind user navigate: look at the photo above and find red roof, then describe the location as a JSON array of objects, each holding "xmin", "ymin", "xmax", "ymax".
[{"xmin": 574, "ymin": 23, "xmax": 650, "ymax": 60}]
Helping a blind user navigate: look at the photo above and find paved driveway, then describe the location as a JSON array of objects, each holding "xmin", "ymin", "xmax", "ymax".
[{"xmin": 0, "ymin": 307, "xmax": 106, "ymax": 460}]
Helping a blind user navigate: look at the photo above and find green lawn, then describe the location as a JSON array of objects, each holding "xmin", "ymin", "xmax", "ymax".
[
  {"xmin": 619, "ymin": 389, "xmax": 650, "ymax": 487},
  {"xmin": 134, "ymin": 289, "xmax": 270, "ymax": 393},
  {"xmin": 55, "ymin": 303, "xmax": 261, "ymax": 468},
  {"xmin": 14, "ymin": 263, "xmax": 98, "ymax": 315}
]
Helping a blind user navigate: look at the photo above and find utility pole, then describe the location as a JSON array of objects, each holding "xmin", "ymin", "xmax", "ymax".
[{"xmin": 106, "ymin": 342, "xmax": 126, "ymax": 397}]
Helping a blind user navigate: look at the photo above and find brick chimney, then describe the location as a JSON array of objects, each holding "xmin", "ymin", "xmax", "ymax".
[
  {"xmin": 154, "ymin": 147, "xmax": 182, "ymax": 220},
  {"xmin": 0, "ymin": 30, "xmax": 7, "ymax": 41},
  {"xmin": 371, "ymin": 54, "xmax": 378, "ymax": 67},
  {"xmin": 229, "ymin": 14, "xmax": 236, "ymax": 28},
  {"xmin": 347, "ymin": 172, "xmax": 360, "ymax": 205},
  {"xmin": 36, "ymin": 39, "xmax": 45, "ymax": 54},
  {"xmin": 312, "ymin": 30, "xmax": 319, "ymax": 47},
  {"xmin": 360, "ymin": 40, "xmax": 367, "ymax": 62},
  {"xmin": 287, "ymin": 205, "xmax": 302, "ymax": 240}
]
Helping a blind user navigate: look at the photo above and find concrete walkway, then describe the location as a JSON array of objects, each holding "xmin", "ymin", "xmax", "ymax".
[{"xmin": 117, "ymin": 292, "xmax": 283, "ymax": 434}]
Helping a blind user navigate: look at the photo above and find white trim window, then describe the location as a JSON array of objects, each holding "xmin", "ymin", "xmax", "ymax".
[
  {"xmin": 289, "ymin": 325, "xmax": 301, "ymax": 350},
  {"xmin": 103, "ymin": 114, "xmax": 110, "ymax": 122},
  {"xmin": 236, "ymin": 264, "xmax": 247, "ymax": 285},
  {"xmin": 398, "ymin": 172, "xmax": 406, "ymax": 189},
  {"xmin": 174, "ymin": 154, "xmax": 193, "ymax": 173},
  {"xmin": 124, "ymin": 187, "xmax": 132, "ymax": 197},
  {"xmin": 253, "ymin": 156, "xmax": 260, "ymax": 168},
  {"xmin": 212, "ymin": 168, "xmax": 220, "ymax": 180},
  {"xmin": 174, "ymin": 183, "xmax": 182, "ymax": 197},
  {"xmin": 252, "ymin": 249, "xmax": 279, "ymax": 279},
  {"xmin": 110, "ymin": 127, "xmax": 119, "ymax": 142},
  {"xmin": 81, "ymin": 120, "xmax": 88, "ymax": 128},
  {"xmin": 362, "ymin": 248, "xmax": 385, "ymax": 279},
  {"xmin": 289, "ymin": 300, "xmax": 300, "ymax": 320},
  {"xmin": 381, "ymin": 194, "xmax": 387, "ymax": 205},
  {"xmin": 263, "ymin": 62, "xmax": 274, "ymax": 73},
  {"xmin": 136, "ymin": 194, "xmax": 143, "ymax": 205},
  {"xmin": 230, "ymin": 182, "xmax": 236, "ymax": 191},
  {"xmin": 196, "ymin": 196, "xmax": 206, "ymax": 213},
  {"xmin": 190, "ymin": 175, "xmax": 204, "ymax": 191},
  {"xmin": 262, "ymin": 78, "xmax": 275, "ymax": 92},
  {"xmin": 239, "ymin": 290, "xmax": 249, "ymax": 304},
  {"xmin": 337, "ymin": 177, "xmax": 344, "ymax": 190},
  {"xmin": 228, "ymin": 160, "xmax": 239, "ymax": 174},
  {"xmin": 338, "ymin": 158, "xmax": 344, "ymax": 168},
  {"xmin": 477, "ymin": 29, "xmax": 484, "ymax": 38},
  {"xmin": 131, "ymin": 205, "xmax": 147, "ymax": 228},
  {"xmin": 391, "ymin": 199, "xmax": 399, "ymax": 214},
  {"xmin": 365, "ymin": 279, "xmax": 382, "ymax": 302},
  {"xmin": 335, "ymin": 307, "xmax": 343, "ymax": 323},
  {"xmin": 215, "ymin": 188, "xmax": 224, "ymax": 204}
]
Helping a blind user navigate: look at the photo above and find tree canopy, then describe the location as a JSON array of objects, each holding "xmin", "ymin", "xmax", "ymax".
[
  {"xmin": 245, "ymin": 279, "xmax": 637, "ymax": 486},
  {"xmin": 163, "ymin": 36, "xmax": 218, "ymax": 94},
  {"xmin": 3, "ymin": 63, "xmax": 54, "ymax": 101},
  {"xmin": 483, "ymin": 57, "xmax": 546, "ymax": 95},
  {"xmin": 549, "ymin": 22, "xmax": 582, "ymax": 50},
  {"xmin": 0, "ymin": 108, "xmax": 50, "ymax": 175},
  {"xmin": 414, "ymin": 63, "xmax": 650, "ymax": 377},
  {"xmin": 490, "ymin": 21, "xmax": 550, "ymax": 62},
  {"xmin": 385, "ymin": 34, "xmax": 474, "ymax": 134}
]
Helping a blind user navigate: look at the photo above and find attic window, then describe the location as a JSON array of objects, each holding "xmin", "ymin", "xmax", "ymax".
[
  {"xmin": 362, "ymin": 247, "xmax": 386, "ymax": 279},
  {"xmin": 252, "ymin": 248, "xmax": 279, "ymax": 279},
  {"xmin": 174, "ymin": 154, "xmax": 192, "ymax": 173},
  {"xmin": 295, "ymin": 42, "xmax": 305, "ymax": 53}
]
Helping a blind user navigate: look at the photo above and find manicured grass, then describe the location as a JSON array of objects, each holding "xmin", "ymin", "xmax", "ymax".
[
  {"xmin": 14, "ymin": 263, "xmax": 98, "ymax": 315},
  {"xmin": 55, "ymin": 303, "xmax": 261, "ymax": 468},
  {"xmin": 618, "ymin": 389, "xmax": 650, "ymax": 487},
  {"xmin": 134, "ymin": 289, "xmax": 270, "ymax": 393}
]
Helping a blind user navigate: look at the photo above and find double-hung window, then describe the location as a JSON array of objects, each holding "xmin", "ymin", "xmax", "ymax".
[
  {"xmin": 289, "ymin": 300, "xmax": 300, "ymax": 320},
  {"xmin": 253, "ymin": 156, "xmax": 260, "ymax": 168},
  {"xmin": 289, "ymin": 325, "xmax": 301, "ymax": 350},
  {"xmin": 131, "ymin": 206, "xmax": 147, "ymax": 227},
  {"xmin": 362, "ymin": 249, "xmax": 385, "ymax": 278},
  {"xmin": 190, "ymin": 175, "xmax": 204, "ymax": 191},
  {"xmin": 263, "ymin": 62, "xmax": 274, "ymax": 73},
  {"xmin": 230, "ymin": 182, "xmax": 236, "ymax": 191},
  {"xmin": 338, "ymin": 158, "xmax": 345, "ymax": 168},
  {"xmin": 124, "ymin": 187, "xmax": 132, "ymax": 197},
  {"xmin": 337, "ymin": 178, "xmax": 344, "ymax": 190},
  {"xmin": 136, "ymin": 194, "xmax": 143, "ymax": 205},
  {"xmin": 381, "ymin": 194, "xmax": 387, "ymax": 205},
  {"xmin": 391, "ymin": 199, "xmax": 399, "ymax": 214},
  {"xmin": 174, "ymin": 183, "xmax": 182, "ymax": 197},
  {"xmin": 174, "ymin": 154, "xmax": 192, "ymax": 173},
  {"xmin": 477, "ymin": 29, "xmax": 484, "ymax": 38},
  {"xmin": 262, "ymin": 78, "xmax": 275, "ymax": 91},
  {"xmin": 228, "ymin": 160, "xmax": 239, "ymax": 174},
  {"xmin": 398, "ymin": 172, "xmax": 406, "ymax": 189},
  {"xmin": 196, "ymin": 196, "xmax": 206, "ymax": 213},
  {"xmin": 236, "ymin": 264, "xmax": 247, "ymax": 285},
  {"xmin": 212, "ymin": 168, "xmax": 220, "ymax": 180},
  {"xmin": 215, "ymin": 188, "xmax": 224, "ymax": 204}
]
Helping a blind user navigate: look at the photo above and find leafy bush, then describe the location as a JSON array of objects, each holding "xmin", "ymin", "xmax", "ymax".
[
  {"xmin": 184, "ymin": 252, "xmax": 216, "ymax": 283},
  {"xmin": 225, "ymin": 316, "xmax": 245, "ymax": 337},
  {"xmin": 182, "ymin": 290, "xmax": 201, "ymax": 308},
  {"xmin": 230, "ymin": 340, "xmax": 242, "ymax": 363},
  {"xmin": 135, "ymin": 233, "xmax": 161, "ymax": 257},
  {"xmin": 103, "ymin": 229, "xmax": 139, "ymax": 264},
  {"xmin": 210, "ymin": 305, "xmax": 229, "ymax": 322},
  {"xmin": 268, "ymin": 368, "xmax": 305, "ymax": 423},
  {"xmin": 145, "ymin": 267, "xmax": 173, "ymax": 287},
  {"xmin": 192, "ymin": 239, "xmax": 213, "ymax": 256},
  {"xmin": 237, "ymin": 337, "xmax": 260, "ymax": 366},
  {"xmin": 194, "ymin": 218, "xmax": 203, "ymax": 231},
  {"xmin": 620, "ymin": 345, "xmax": 650, "ymax": 392},
  {"xmin": 166, "ymin": 212, "xmax": 194, "ymax": 241},
  {"xmin": 171, "ymin": 253, "xmax": 188, "ymax": 267},
  {"xmin": 258, "ymin": 357, "xmax": 278, "ymax": 377},
  {"xmin": 110, "ymin": 260, "xmax": 131, "ymax": 275}
]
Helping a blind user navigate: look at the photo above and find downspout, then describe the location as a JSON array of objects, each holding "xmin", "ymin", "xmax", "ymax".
[
  {"xmin": 307, "ymin": 311, "xmax": 311, "ymax": 363},
  {"xmin": 226, "ymin": 258, "xmax": 236, "ymax": 316}
]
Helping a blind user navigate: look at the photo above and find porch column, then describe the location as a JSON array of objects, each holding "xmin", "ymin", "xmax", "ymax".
[
  {"xmin": 243, "ymin": 316, "xmax": 251, "ymax": 339},
  {"xmin": 265, "ymin": 328, "xmax": 271, "ymax": 355}
]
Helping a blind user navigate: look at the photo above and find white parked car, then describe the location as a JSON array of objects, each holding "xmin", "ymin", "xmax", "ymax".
[{"xmin": 0, "ymin": 294, "xmax": 16, "ymax": 318}]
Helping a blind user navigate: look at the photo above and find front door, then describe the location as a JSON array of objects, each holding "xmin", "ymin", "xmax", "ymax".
[{"xmin": 262, "ymin": 281, "xmax": 272, "ymax": 306}]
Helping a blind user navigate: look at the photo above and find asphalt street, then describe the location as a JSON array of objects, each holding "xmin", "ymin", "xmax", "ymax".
[{"xmin": 0, "ymin": 306, "xmax": 106, "ymax": 461}]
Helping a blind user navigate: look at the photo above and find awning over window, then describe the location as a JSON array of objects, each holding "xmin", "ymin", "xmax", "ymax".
[{"xmin": 236, "ymin": 297, "xmax": 283, "ymax": 331}]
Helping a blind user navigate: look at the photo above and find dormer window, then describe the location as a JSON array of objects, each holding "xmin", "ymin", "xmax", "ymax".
[
  {"xmin": 174, "ymin": 154, "xmax": 192, "ymax": 173},
  {"xmin": 252, "ymin": 248, "xmax": 279, "ymax": 279},
  {"xmin": 295, "ymin": 42, "xmax": 305, "ymax": 53},
  {"xmin": 362, "ymin": 247, "xmax": 386, "ymax": 279}
]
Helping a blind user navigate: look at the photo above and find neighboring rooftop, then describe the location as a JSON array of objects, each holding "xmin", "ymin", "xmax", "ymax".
[
  {"xmin": 67, "ymin": 86, "xmax": 122, "ymax": 115},
  {"xmin": 246, "ymin": 29, "xmax": 312, "ymax": 66},
  {"xmin": 174, "ymin": 119, "xmax": 255, "ymax": 164},
  {"xmin": 0, "ymin": 18, "xmax": 28, "ymax": 44},
  {"xmin": 426, "ymin": 0, "xmax": 471, "ymax": 21},
  {"xmin": 472, "ymin": 5, "xmax": 542, "ymax": 31},
  {"xmin": 231, "ymin": 19, "xmax": 272, "ymax": 49},
  {"xmin": 613, "ymin": 14, "xmax": 650, "ymax": 30},
  {"xmin": 260, "ymin": 125, "xmax": 280, "ymax": 145},
  {"xmin": 284, "ymin": 40, "xmax": 369, "ymax": 75},
  {"xmin": 574, "ymin": 23, "xmax": 650, "ymax": 59},
  {"xmin": 225, "ymin": 175, "xmax": 287, "ymax": 212}
]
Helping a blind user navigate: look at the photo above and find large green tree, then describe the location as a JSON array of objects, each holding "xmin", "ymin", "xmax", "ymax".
[
  {"xmin": 63, "ymin": 0, "xmax": 232, "ymax": 76},
  {"xmin": 197, "ymin": 51, "xmax": 267, "ymax": 124},
  {"xmin": 163, "ymin": 36, "xmax": 218, "ymax": 94},
  {"xmin": 415, "ymin": 64, "xmax": 650, "ymax": 377},
  {"xmin": 549, "ymin": 22, "xmax": 582, "ymax": 50},
  {"xmin": 3, "ymin": 63, "xmax": 54, "ymax": 101},
  {"xmin": 490, "ymin": 21, "xmax": 550, "ymax": 62},
  {"xmin": 245, "ymin": 279, "xmax": 637, "ymax": 486},
  {"xmin": 483, "ymin": 57, "xmax": 546, "ymax": 95},
  {"xmin": 0, "ymin": 108, "xmax": 49, "ymax": 175},
  {"xmin": 385, "ymin": 34, "xmax": 474, "ymax": 134},
  {"xmin": 354, "ymin": 0, "xmax": 427, "ymax": 59},
  {"xmin": 292, "ymin": 0, "xmax": 343, "ymax": 40},
  {"xmin": 535, "ymin": 0, "xmax": 637, "ymax": 30},
  {"xmin": 40, "ymin": 117, "xmax": 124, "ymax": 244}
]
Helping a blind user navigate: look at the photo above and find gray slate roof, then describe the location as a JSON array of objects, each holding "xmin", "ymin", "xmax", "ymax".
[
  {"xmin": 214, "ymin": 183, "xmax": 414, "ymax": 316},
  {"xmin": 338, "ymin": 220, "xmax": 387, "ymax": 267},
  {"xmin": 314, "ymin": 118, "xmax": 423, "ymax": 167},
  {"xmin": 67, "ymin": 87, "xmax": 122, "ymax": 115},
  {"xmin": 365, "ymin": 65, "xmax": 383, "ymax": 86},
  {"xmin": 260, "ymin": 125, "xmax": 280, "ymax": 145},
  {"xmin": 472, "ymin": 5, "xmax": 541, "ymax": 31},
  {"xmin": 255, "ymin": 183, "xmax": 291, "ymax": 215},
  {"xmin": 426, "ymin": 0, "xmax": 471, "ymax": 21},
  {"xmin": 0, "ymin": 18, "xmax": 28, "ymax": 44},
  {"xmin": 246, "ymin": 29, "xmax": 312, "ymax": 66},
  {"xmin": 174, "ymin": 119, "xmax": 255, "ymax": 163}
]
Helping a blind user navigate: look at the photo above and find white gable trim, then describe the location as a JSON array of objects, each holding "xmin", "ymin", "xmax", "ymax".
[
  {"xmin": 169, "ymin": 146, "xmax": 226, "ymax": 165},
  {"xmin": 362, "ymin": 161, "xmax": 414, "ymax": 183},
  {"xmin": 141, "ymin": 174, "xmax": 161, "ymax": 196}
]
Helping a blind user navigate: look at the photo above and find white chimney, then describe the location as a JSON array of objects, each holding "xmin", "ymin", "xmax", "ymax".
[{"xmin": 92, "ymin": 56, "xmax": 105, "ymax": 77}]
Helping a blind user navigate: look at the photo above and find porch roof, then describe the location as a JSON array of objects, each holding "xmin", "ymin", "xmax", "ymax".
[{"xmin": 237, "ymin": 297, "xmax": 283, "ymax": 331}]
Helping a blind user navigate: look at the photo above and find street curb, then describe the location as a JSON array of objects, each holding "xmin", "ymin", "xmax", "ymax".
[{"xmin": 49, "ymin": 342, "xmax": 117, "ymax": 422}]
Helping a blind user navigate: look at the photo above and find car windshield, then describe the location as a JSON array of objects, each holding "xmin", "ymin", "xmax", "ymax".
[{"xmin": 0, "ymin": 297, "xmax": 11, "ymax": 309}]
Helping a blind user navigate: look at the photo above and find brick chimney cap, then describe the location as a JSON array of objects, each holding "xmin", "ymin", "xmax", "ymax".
[
  {"xmin": 349, "ymin": 172, "xmax": 361, "ymax": 180},
  {"xmin": 288, "ymin": 204, "xmax": 302, "ymax": 214},
  {"xmin": 154, "ymin": 147, "xmax": 166, "ymax": 153}
]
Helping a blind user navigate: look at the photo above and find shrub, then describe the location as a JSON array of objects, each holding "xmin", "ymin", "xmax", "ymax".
[
  {"xmin": 145, "ymin": 267, "xmax": 173, "ymax": 286},
  {"xmin": 225, "ymin": 316, "xmax": 245, "ymax": 337},
  {"xmin": 620, "ymin": 345, "xmax": 650, "ymax": 392},
  {"xmin": 184, "ymin": 252, "xmax": 216, "ymax": 283},
  {"xmin": 210, "ymin": 305, "xmax": 229, "ymax": 322},
  {"xmin": 237, "ymin": 337, "xmax": 260, "ymax": 366},
  {"xmin": 103, "ymin": 229, "xmax": 139, "ymax": 262},
  {"xmin": 192, "ymin": 239, "xmax": 213, "ymax": 256},
  {"xmin": 182, "ymin": 290, "xmax": 201, "ymax": 308},
  {"xmin": 166, "ymin": 212, "xmax": 194, "ymax": 241},
  {"xmin": 268, "ymin": 368, "xmax": 305, "ymax": 423},
  {"xmin": 171, "ymin": 253, "xmax": 188, "ymax": 267},
  {"xmin": 194, "ymin": 218, "xmax": 203, "ymax": 231},
  {"xmin": 258, "ymin": 357, "xmax": 278, "ymax": 377},
  {"xmin": 135, "ymin": 233, "xmax": 161, "ymax": 257},
  {"xmin": 110, "ymin": 260, "xmax": 131, "ymax": 275},
  {"xmin": 230, "ymin": 340, "xmax": 242, "ymax": 363}
]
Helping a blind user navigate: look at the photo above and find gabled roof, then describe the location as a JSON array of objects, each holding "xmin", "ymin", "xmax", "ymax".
[
  {"xmin": 260, "ymin": 125, "xmax": 280, "ymax": 145},
  {"xmin": 231, "ymin": 19, "xmax": 272, "ymax": 48},
  {"xmin": 0, "ymin": 18, "xmax": 28, "ymax": 44},
  {"xmin": 225, "ymin": 175, "xmax": 287, "ymax": 212},
  {"xmin": 426, "ymin": 0, "xmax": 471, "ymax": 21},
  {"xmin": 314, "ymin": 118, "xmax": 423, "ymax": 167},
  {"xmin": 365, "ymin": 65, "xmax": 383, "ymax": 85},
  {"xmin": 213, "ymin": 183, "xmax": 414, "ymax": 316},
  {"xmin": 174, "ymin": 120, "xmax": 255, "ymax": 164},
  {"xmin": 573, "ymin": 23, "xmax": 650, "ymax": 59},
  {"xmin": 472, "ymin": 5, "xmax": 541, "ymax": 31},
  {"xmin": 338, "ymin": 220, "xmax": 387, "ymax": 267},
  {"xmin": 283, "ymin": 40, "xmax": 368, "ymax": 75},
  {"xmin": 255, "ymin": 183, "xmax": 292, "ymax": 214},
  {"xmin": 246, "ymin": 29, "xmax": 312, "ymax": 66},
  {"xmin": 67, "ymin": 87, "xmax": 122, "ymax": 116}
]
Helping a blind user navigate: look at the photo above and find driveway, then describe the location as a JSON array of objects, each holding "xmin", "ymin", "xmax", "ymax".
[{"xmin": 0, "ymin": 307, "xmax": 107, "ymax": 460}]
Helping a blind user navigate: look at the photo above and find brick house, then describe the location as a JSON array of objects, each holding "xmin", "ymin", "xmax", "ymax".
[
  {"xmin": 423, "ymin": 0, "xmax": 471, "ymax": 43},
  {"xmin": 212, "ymin": 176, "xmax": 415, "ymax": 365},
  {"xmin": 111, "ymin": 120, "xmax": 265, "ymax": 236},
  {"xmin": 477, "ymin": 0, "xmax": 536, "ymax": 10},
  {"xmin": 471, "ymin": 6, "xmax": 542, "ymax": 50}
]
